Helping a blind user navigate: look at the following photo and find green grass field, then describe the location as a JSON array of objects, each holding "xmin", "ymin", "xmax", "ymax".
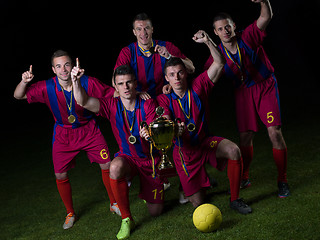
[{"xmin": 1, "ymin": 94, "xmax": 320, "ymax": 240}]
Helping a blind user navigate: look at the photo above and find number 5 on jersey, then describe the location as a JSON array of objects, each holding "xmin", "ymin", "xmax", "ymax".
[{"xmin": 267, "ymin": 112, "xmax": 274, "ymax": 123}]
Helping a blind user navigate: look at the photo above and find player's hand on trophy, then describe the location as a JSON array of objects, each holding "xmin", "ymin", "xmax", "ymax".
[
  {"xmin": 177, "ymin": 122, "xmax": 185, "ymax": 136},
  {"xmin": 140, "ymin": 125, "xmax": 151, "ymax": 141},
  {"xmin": 71, "ymin": 58, "xmax": 85, "ymax": 82},
  {"xmin": 192, "ymin": 30, "xmax": 210, "ymax": 44},
  {"xmin": 22, "ymin": 65, "xmax": 34, "ymax": 83}
]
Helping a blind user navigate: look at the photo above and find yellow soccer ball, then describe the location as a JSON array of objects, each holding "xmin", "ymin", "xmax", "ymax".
[{"xmin": 193, "ymin": 204, "xmax": 222, "ymax": 233}]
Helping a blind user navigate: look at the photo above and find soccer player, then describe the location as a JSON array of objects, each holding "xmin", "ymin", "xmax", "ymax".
[
  {"xmin": 72, "ymin": 64, "xmax": 165, "ymax": 240},
  {"xmin": 204, "ymin": 0, "xmax": 290, "ymax": 197},
  {"xmin": 156, "ymin": 30, "xmax": 252, "ymax": 214},
  {"xmin": 114, "ymin": 12, "xmax": 195, "ymax": 98},
  {"xmin": 13, "ymin": 50, "xmax": 117, "ymax": 229}
]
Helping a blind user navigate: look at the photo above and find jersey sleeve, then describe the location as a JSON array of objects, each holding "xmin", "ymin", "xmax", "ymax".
[
  {"xmin": 87, "ymin": 76, "xmax": 115, "ymax": 99},
  {"xmin": 192, "ymin": 71, "xmax": 215, "ymax": 97},
  {"xmin": 114, "ymin": 46, "xmax": 132, "ymax": 70},
  {"xmin": 203, "ymin": 55, "xmax": 213, "ymax": 71},
  {"xmin": 165, "ymin": 42, "xmax": 186, "ymax": 59},
  {"xmin": 144, "ymin": 98, "xmax": 159, "ymax": 125},
  {"xmin": 98, "ymin": 95, "xmax": 114, "ymax": 120},
  {"xmin": 241, "ymin": 20, "xmax": 267, "ymax": 50},
  {"xmin": 26, "ymin": 80, "xmax": 47, "ymax": 104}
]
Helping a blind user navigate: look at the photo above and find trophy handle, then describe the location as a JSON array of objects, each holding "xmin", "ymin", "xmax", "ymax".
[{"xmin": 140, "ymin": 121, "xmax": 152, "ymax": 142}]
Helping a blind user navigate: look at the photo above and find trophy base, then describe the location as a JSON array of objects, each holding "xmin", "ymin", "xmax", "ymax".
[{"xmin": 157, "ymin": 167, "xmax": 177, "ymax": 178}]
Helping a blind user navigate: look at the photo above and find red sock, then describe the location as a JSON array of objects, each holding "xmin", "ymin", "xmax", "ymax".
[
  {"xmin": 101, "ymin": 169, "xmax": 116, "ymax": 205},
  {"xmin": 240, "ymin": 146, "xmax": 253, "ymax": 181},
  {"xmin": 227, "ymin": 159, "xmax": 241, "ymax": 202},
  {"xmin": 110, "ymin": 178, "xmax": 132, "ymax": 220},
  {"xmin": 56, "ymin": 178, "xmax": 74, "ymax": 214},
  {"xmin": 273, "ymin": 148, "xmax": 288, "ymax": 183}
]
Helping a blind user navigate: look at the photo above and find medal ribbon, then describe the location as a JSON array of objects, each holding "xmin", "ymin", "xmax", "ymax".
[
  {"xmin": 177, "ymin": 89, "xmax": 191, "ymax": 120},
  {"xmin": 59, "ymin": 82, "xmax": 73, "ymax": 114},
  {"xmin": 178, "ymin": 136, "xmax": 189, "ymax": 177},
  {"xmin": 122, "ymin": 102, "xmax": 135, "ymax": 133},
  {"xmin": 223, "ymin": 42, "xmax": 242, "ymax": 71},
  {"xmin": 176, "ymin": 90, "xmax": 191, "ymax": 176},
  {"xmin": 138, "ymin": 40, "xmax": 154, "ymax": 54},
  {"xmin": 150, "ymin": 143, "xmax": 156, "ymax": 179}
]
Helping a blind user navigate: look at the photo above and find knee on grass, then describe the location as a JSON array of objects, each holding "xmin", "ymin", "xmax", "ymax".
[{"xmin": 147, "ymin": 202, "xmax": 164, "ymax": 217}]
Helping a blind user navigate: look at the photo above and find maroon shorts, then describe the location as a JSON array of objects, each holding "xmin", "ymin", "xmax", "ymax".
[
  {"xmin": 173, "ymin": 136, "xmax": 227, "ymax": 197},
  {"xmin": 235, "ymin": 75, "xmax": 282, "ymax": 132},
  {"xmin": 116, "ymin": 153, "xmax": 164, "ymax": 204},
  {"xmin": 52, "ymin": 119, "xmax": 110, "ymax": 173}
]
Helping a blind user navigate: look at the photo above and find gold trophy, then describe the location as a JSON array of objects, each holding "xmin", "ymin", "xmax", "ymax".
[{"xmin": 141, "ymin": 106, "xmax": 178, "ymax": 178}]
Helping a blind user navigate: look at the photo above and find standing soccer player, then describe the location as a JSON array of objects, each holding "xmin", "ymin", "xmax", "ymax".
[
  {"xmin": 156, "ymin": 30, "xmax": 252, "ymax": 214},
  {"xmin": 13, "ymin": 50, "xmax": 117, "ymax": 229},
  {"xmin": 114, "ymin": 13, "xmax": 195, "ymax": 98},
  {"xmin": 204, "ymin": 0, "xmax": 290, "ymax": 197},
  {"xmin": 72, "ymin": 64, "xmax": 165, "ymax": 240}
]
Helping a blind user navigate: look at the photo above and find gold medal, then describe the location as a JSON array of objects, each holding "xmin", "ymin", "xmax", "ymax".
[
  {"xmin": 68, "ymin": 115, "xmax": 76, "ymax": 124},
  {"xmin": 128, "ymin": 135, "xmax": 137, "ymax": 144},
  {"xmin": 187, "ymin": 123, "xmax": 196, "ymax": 132}
]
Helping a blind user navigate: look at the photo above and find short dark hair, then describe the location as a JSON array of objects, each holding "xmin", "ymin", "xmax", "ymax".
[
  {"xmin": 164, "ymin": 57, "xmax": 186, "ymax": 75},
  {"xmin": 132, "ymin": 13, "xmax": 152, "ymax": 28},
  {"xmin": 51, "ymin": 50, "xmax": 72, "ymax": 66},
  {"xmin": 113, "ymin": 65, "xmax": 136, "ymax": 84},
  {"xmin": 213, "ymin": 12, "xmax": 233, "ymax": 29}
]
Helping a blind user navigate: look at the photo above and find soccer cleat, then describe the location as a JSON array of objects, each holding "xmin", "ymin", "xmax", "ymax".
[
  {"xmin": 63, "ymin": 212, "xmax": 76, "ymax": 230},
  {"xmin": 116, "ymin": 217, "xmax": 135, "ymax": 240},
  {"xmin": 278, "ymin": 182, "xmax": 290, "ymax": 198},
  {"xmin": 230, "ymin": 198, "xmax": 252, "ymax": 214},
  {"xmin": 240, "ymin": 179, "xmax": 252, "ymax": 189},
  {"xmin": 110, "ymin": 203, "xmax": 122, "ymax": 216},
  {"xmin": 163, "ymin": 182, "xmax": 171, "ymax": 191},
  {"xmin": 179, "ymin": 191, "xmax": 189, "ymax": 204}
]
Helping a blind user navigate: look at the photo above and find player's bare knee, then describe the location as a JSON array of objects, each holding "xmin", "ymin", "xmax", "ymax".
[
  {"xmin": 55, "ymin": 172, "xmax": 68, "ymax": 180},
  {"xmin": 268, "ymin": 126, "xmax": 284, "ymax": 146},
  {"xmin": 147, "ymin": 203, "xmax": 163, "ymax": 217},
  {"xmin": 225, "ymin": 143, "xmax": 241, "ymax": 160},
  {"xmin": 188, "ymin": 196, "xmax": 203, "ymax": 208},
  {"xmin": 109, "ymin": 160, "xmax": 125, "ymax": 179}
]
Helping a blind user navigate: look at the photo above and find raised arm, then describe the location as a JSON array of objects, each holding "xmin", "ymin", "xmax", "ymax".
[
  {"xmin": 193, "ymin": 30, "xmax": 225, "ymax": 84},
  {"xmin": 14, "ymin": 65, "xmax": 34, "ymax": 100},
  {"xmin": 71, "ymin": 58, "xmax": 100, "ymax": 113},
  {"xmin": 253, "ymin": 0, "xmax": 273, "ymax": 31},
  {"xmin": 154, "ymin": 45, "xmax": 195, "ymax": 74}
]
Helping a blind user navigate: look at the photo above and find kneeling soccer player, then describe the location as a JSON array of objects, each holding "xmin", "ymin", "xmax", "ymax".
[
  {"xmin": 72, "ymin": 64, "xmax": 164, "ymax": 239},
  {"xmin": 157, "ymin": 30, "xmax": 252, "ymax": 214}
]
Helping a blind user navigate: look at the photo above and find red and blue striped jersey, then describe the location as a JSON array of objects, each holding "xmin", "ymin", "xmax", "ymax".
[
  {"xmin": 26, "ymin": 75, "xmax": 114, "ymax": 128},
  {"xmin": 157, "ymin": 71, "xmax": 214, "ymax": 148},
  {"xmin": 115, "ymin": 40, "xmax": 186, "ymax": 98},
  {"xmin": 204, "ymin": 20, "xmax": 275, "ymax": 88},
  {"xmin": 98, "ymin": 96, "xmax": 158, "ymax": 159}
]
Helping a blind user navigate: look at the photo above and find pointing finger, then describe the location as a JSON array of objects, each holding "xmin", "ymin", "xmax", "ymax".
[
  {"xmin": 76, "ymin": 58, "xmax": 80, "ymax": 68},
  {"xmin": 29, "ymin": 65, "xmax": 33, "ymax": 74}
]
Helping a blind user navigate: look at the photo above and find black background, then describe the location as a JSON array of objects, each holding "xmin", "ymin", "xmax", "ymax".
[{"xmin": 2, "ymin": 0, "xmax": 319, "ymax": 133}]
